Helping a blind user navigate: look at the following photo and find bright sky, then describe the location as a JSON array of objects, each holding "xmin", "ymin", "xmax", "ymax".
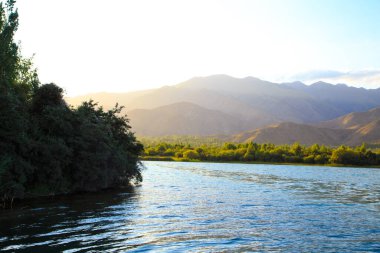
[{"xmin": 15, "ymin": 0, "xmax": 380, "ymax": 96}]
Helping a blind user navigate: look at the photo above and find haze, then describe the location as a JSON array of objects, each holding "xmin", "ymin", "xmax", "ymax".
[{"xmin": 16, "ymin": 0, "xmax": 380, "ymax": 96}]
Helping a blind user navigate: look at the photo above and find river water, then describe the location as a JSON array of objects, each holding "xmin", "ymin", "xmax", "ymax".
[{"xmin": 1, "ymin": 161, "xmax": 380, "ymax": 252}]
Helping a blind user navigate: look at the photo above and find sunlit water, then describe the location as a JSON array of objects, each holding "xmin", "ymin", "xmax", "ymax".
[{"xmin": 1, "ymin": 161, "xmax": 380, "ymax": 252}]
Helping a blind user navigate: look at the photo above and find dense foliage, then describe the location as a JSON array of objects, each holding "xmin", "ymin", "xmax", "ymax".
[
  {"xmin": 0, "ymin": 1, "xmax": 143, "ymax": 207},
  {"xmin": 142, "ymin": 142, "xmax": 380, "ymax": 166}
]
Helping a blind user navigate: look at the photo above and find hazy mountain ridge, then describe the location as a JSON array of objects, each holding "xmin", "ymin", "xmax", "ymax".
[
  {"xmin": 317, "ymin": 107, "xmax": 380, "ymax": 129},
  {"xmin": 127, "ymin": 102, "xmax": 247, "ymax": 136},
  {"xmin": 65, "ymin": 75, "xmax": 380, "ymax": 139}
]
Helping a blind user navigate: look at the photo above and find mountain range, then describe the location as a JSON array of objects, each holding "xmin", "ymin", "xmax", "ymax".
[
  {"xmin": 231, "ymin": 107, "xmax": 380, "ymax": 146},
  {"xmin": 66, "ymin": 75, "xmax": 380, "ymax": 145}
]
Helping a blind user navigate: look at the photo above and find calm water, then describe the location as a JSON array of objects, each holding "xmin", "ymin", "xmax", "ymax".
[{"xmin": 1, "ymin": 162, "xmax": 380, "ymax": 252}]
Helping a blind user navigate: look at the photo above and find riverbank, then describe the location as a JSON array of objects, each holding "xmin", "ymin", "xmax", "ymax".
[
  {"xmin": 141, "ymin": 156, "xmax": 380, "ymax": 168},
  {"xmin": 0, "ymin": 186, "xmax": 137, "ymax": 210},
  {"xmin": 141, "ymin": 142, "xmax": 380, "ymax": 167}
]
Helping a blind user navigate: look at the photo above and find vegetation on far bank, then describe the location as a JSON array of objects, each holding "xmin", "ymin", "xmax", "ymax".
[
  {"xmin": 0, "ymin": 1, "xmax": 142, "ymax": 208},
  {"xmin": 138, "ymin": 135, "xmax": 228, "ymax": 147},
  {"xmin": 141, "ymin": 141, "xmax": 380, "ymax": 167}
]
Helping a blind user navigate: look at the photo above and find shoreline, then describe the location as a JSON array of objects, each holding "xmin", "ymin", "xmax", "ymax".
[
  {"xmin": 0, "ymin": 185, "xmax": 137, "ymax": 210},
  {"xmin": 141, "ymin": 157, "xmax": 380, "ymax": 169}
]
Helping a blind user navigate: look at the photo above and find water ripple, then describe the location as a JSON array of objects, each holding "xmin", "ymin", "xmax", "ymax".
[{"xmin": 1, "ymin": 161, "xmax": 380, "ymax": 252}]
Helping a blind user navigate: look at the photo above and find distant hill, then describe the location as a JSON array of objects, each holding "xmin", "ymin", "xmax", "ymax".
[
  {"xmin": 231, "ymin": 122, "xmax": 352, "ymax": 146},
  {"xmin": 128, "ymin": 102, "xmax": 247, "ymax": 136},
  {"xmin": 317, "ymin": 107, "xmax": 380, "ymax": 129},
  {"xmin": 66, "ymin": 75, "xmax": 380, "ymax": 136},
  {"xmin": 231, "ymin": 108, "xmax": 380, "ymax": 146},
  {"xmin": 317, "ymin": 107, "xmax": 380, "ymax": 145},
  {"xmin": 345, "ymin": 119, "xmax": 380, "ymax": 146}
]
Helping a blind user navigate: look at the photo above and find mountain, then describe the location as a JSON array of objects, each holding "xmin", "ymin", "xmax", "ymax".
[
  {"xmin": 283, "ymin": 81, "xmax": 380, "ymax": 114},
  {"xmin": 317, "ymin": 107, "xmax": 380, "ymax": 130},
  {"xmin": 231, "ymin": 122, "xmax": 351, "ymax": 146},
  {"xmin": 317, "ymin": 107, "xmax": 380, "ymax": 145},
  {"xmin": 232, "ymin": 108, "xmax": 380, "ymax": 146},
  {"xmin": 345, "ymin": 119, "xmax": 380, "ymax": 145},
  {"xmin": 175, "ymin": 75, "xmax": 341, "ymax": 123},
  {"xmin": 127, "ymin": 102, "xmax": 246, "ymax": 136},
  {"xmin": 66, "ymin": 75, "xmax": 380, "ymax": 136}
]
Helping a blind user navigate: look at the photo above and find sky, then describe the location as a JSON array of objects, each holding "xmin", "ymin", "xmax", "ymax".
[{"xmin": 15, "ymin": 0, "xmax": 380, "ymax": 96}]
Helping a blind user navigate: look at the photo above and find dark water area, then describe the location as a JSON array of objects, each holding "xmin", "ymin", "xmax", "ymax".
[{"xmin": 1, "ymin": 161, "xmax": 380, "ymax": 252}]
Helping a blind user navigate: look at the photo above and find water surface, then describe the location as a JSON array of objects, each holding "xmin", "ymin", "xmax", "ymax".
[{"xmin": 1, "ymin": 162, "xmax": 380, "ymax": 252}]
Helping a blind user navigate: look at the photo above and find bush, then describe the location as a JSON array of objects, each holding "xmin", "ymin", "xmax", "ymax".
[
  {"xmin": 183, "ymin": 150, "xmax": 199, "ymax": 160},
  {"xmin": 303, "ymin": 155, "xmax": 315, "ymax": 164}
]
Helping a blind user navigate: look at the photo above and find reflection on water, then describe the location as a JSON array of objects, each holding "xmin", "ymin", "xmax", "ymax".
[{"xmin": 1, "ymin": 161, "xmax": 380, "ymax": 252}]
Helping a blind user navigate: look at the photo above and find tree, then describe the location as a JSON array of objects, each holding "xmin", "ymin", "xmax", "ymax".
[
  {"xmin": 0, "ymin": 0, "xmax": 19, "ymax": 93},
  {"xmin": 0, "ymin": 0, "xmax": 36, "ymax": 204},
  {"xmin": 330, "ymin": 146, "xmax": 360, "ymax": 165},
  {"xmin": 0, "ymin": 1, "xmax": 143, "ymax": 206},
  {"xmin": 183, "ymin": 150, "xmax": 199, "ymax": 160},
  {"xmin": 290, "ymin": 142, "xmax": 302, "ymax": 156},
  {"xmin": 30, "ymin": 83, "xmax": 66, "ymax": 113}
]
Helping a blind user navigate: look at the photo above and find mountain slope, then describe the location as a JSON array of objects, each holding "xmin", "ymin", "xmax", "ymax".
[
  {"xmin": 345, "ymin": 119, "xmax": 380, "ymax": 145},
  {"xmin": 317, "ymin": 107, "xmax": 380, "ymax": 129},
  {"xmin": 285, "ymin": 81, "xmax": 380, "ymax": 115},
  {"xmin": 176, "ymin": 75, "xmax": 342, "ymax": 123},
  {"xmin": 128, "ymin": 102, "xmax": 247, "ymax": 136},
  {"xmin": 232, "ymin": 107, "xmax": 380, "ymax": 146},
  {"xmin": 231, "ymin": 122, "xmax": 352, "ymax": 146}
]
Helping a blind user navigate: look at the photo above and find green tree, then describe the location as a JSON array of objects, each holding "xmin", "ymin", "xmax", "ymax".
[
  {"xmin": 0, "ymin": 0, "xmax": 19, "ymax": 93},
  {"xmin": 0, "ymin": 0, "xmax": 36, "ymax": 204},
  {"xmin": 0, "ymin": 1, "xmax": 143, "ymax": 206},
  {"xmin": 330, "ymin": 146, "xmax": 360, "ymax": 165},
  {"xmin": 183, "ymin": 150, "xmax": 199, "ymax": 160},
  {"xmin": 290, "ymin": 142, "xmax": 302, "ymax": 156}
]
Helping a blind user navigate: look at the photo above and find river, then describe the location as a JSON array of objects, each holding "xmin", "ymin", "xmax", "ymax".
[{"xmin": 1, "ymin": 161, "xmax": 380, "ymax": 252}]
